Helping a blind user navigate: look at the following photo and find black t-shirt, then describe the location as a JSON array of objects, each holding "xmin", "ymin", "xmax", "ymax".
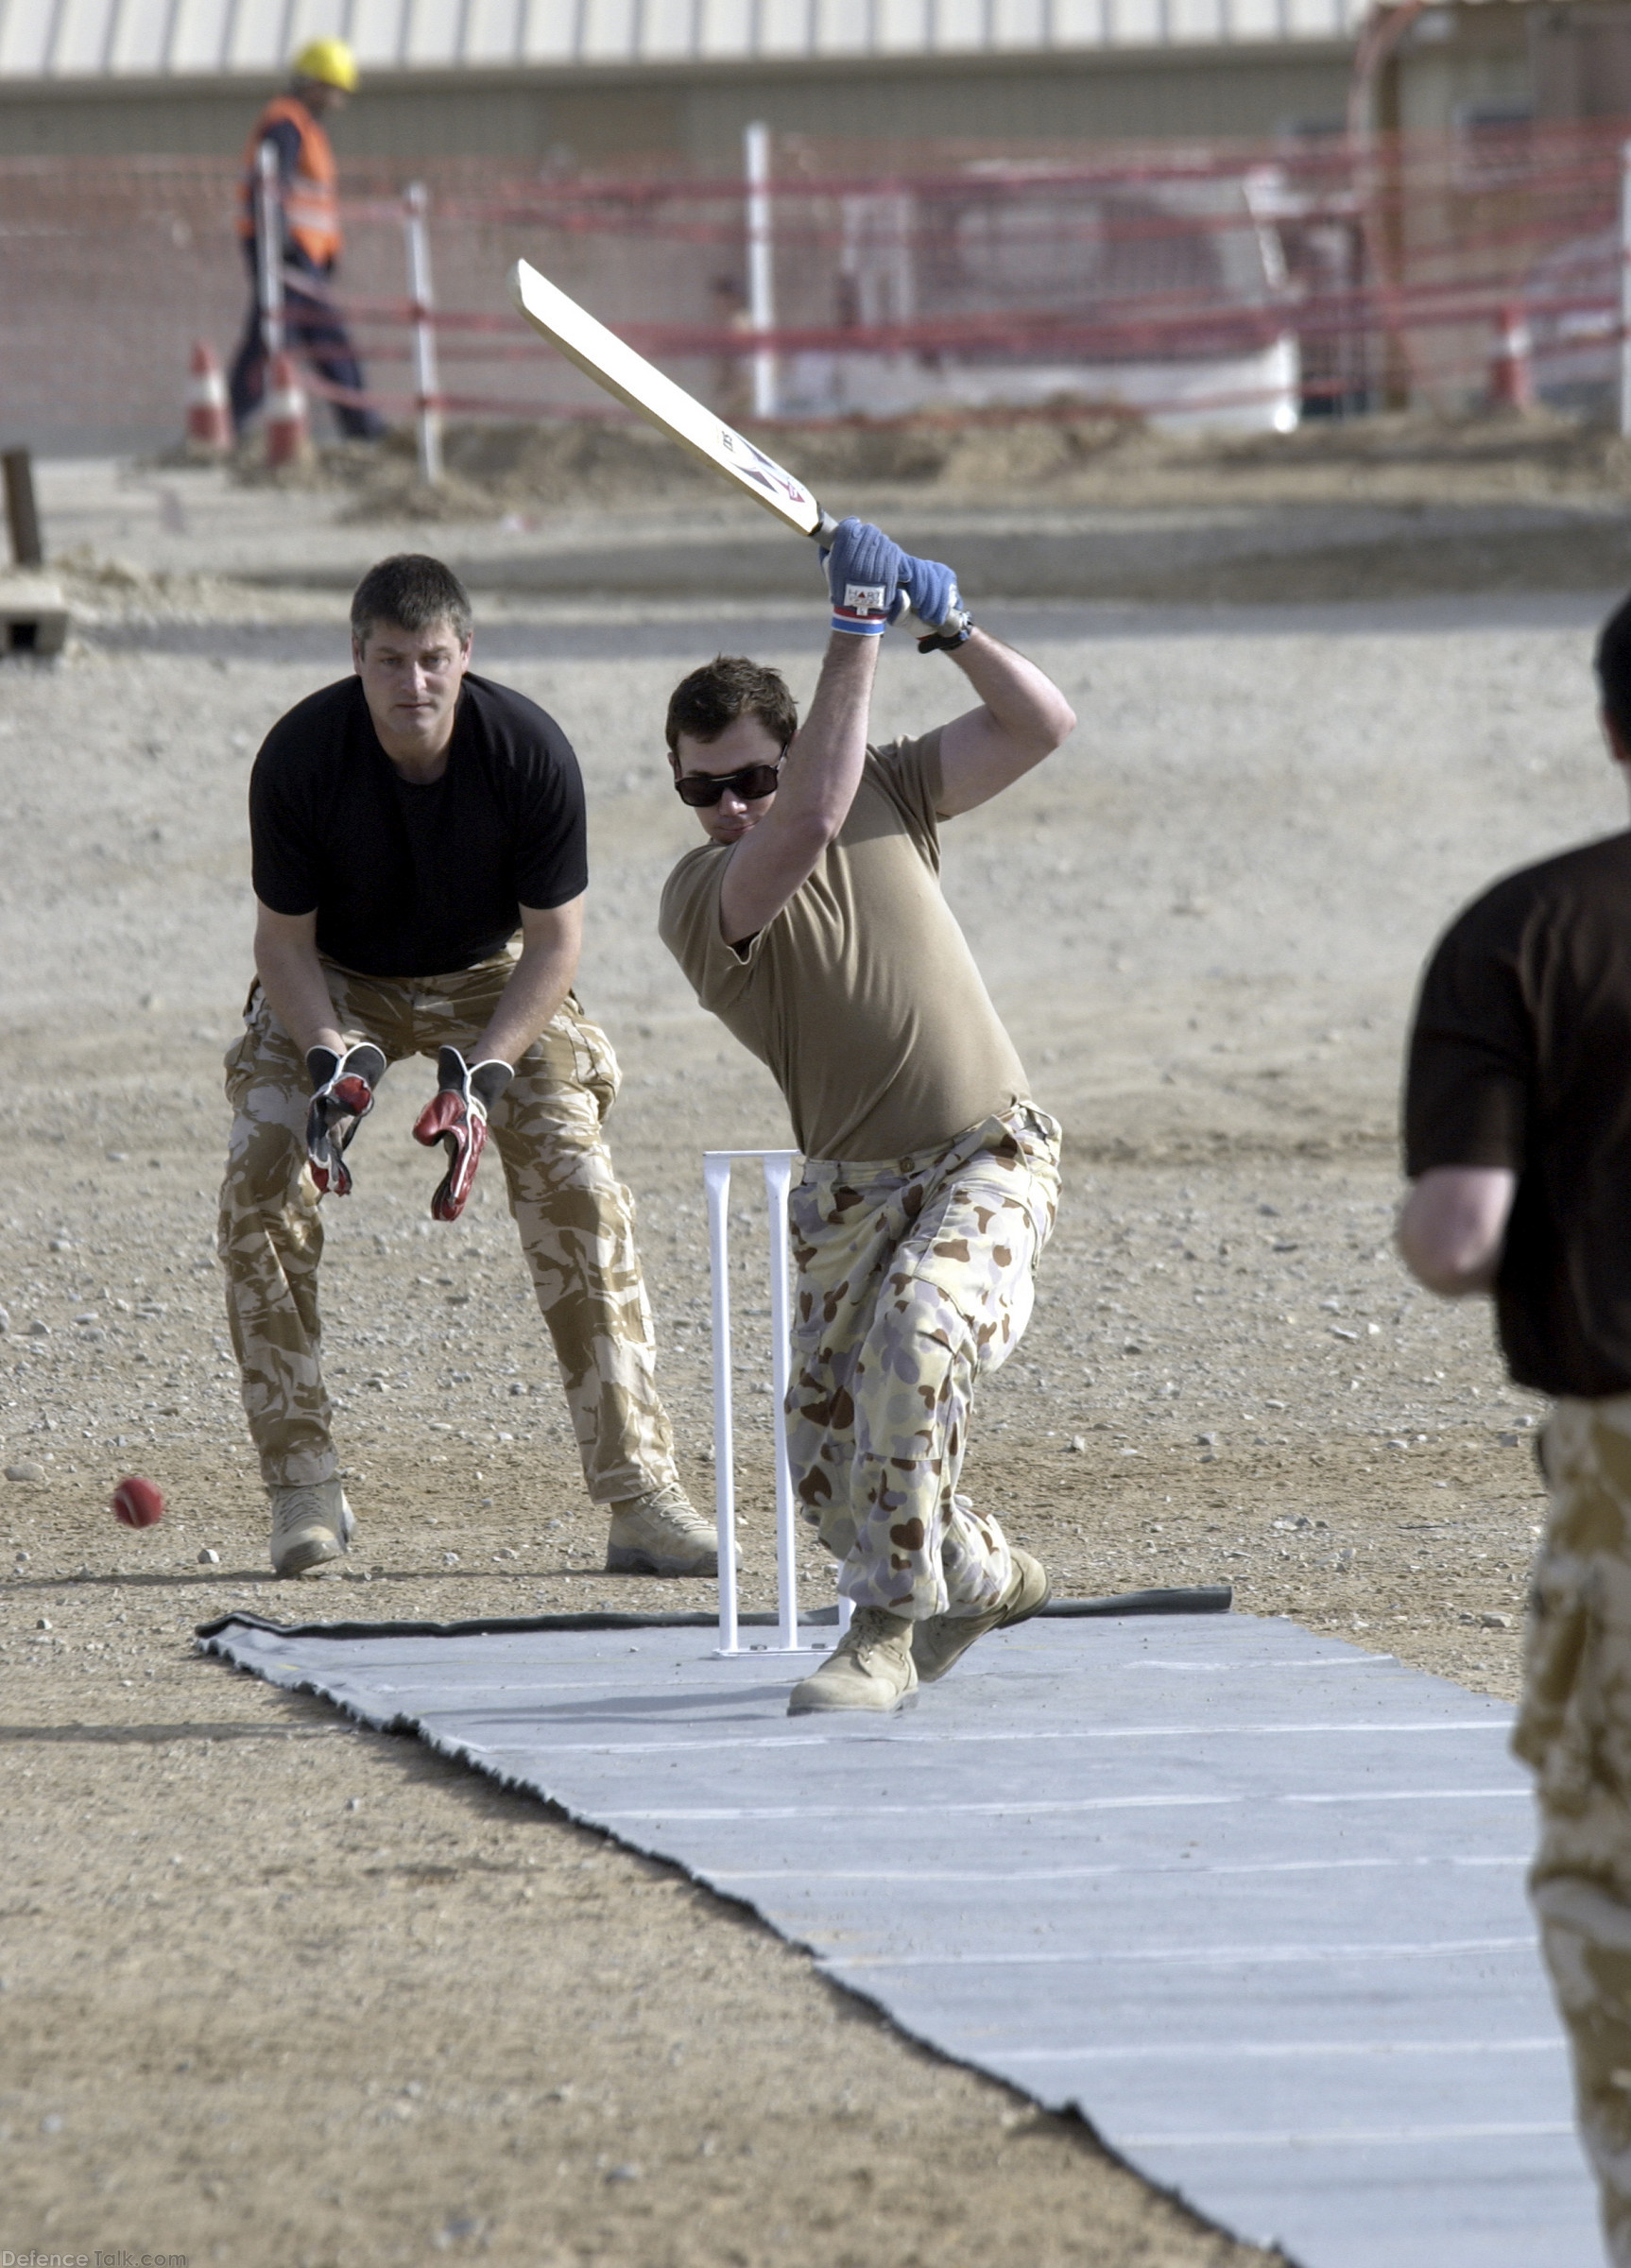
[
  {"xmin": 1405, "ymin": 830, "xmax": 1631, "ymax": 1399},
  {"xmin": 249, "ymin": 673, "xmax": 587, "ymax": 978}
]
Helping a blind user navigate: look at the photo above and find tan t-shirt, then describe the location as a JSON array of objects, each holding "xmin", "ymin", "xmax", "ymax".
[{"xmin": 659, "ymin": 730, "xmax": 1030, "ymax": 1162}]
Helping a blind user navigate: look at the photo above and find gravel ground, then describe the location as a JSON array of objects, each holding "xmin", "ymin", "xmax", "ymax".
[{"xmin": 1, "ymin": 499, "xmax": 1617, "ymax": 2264}]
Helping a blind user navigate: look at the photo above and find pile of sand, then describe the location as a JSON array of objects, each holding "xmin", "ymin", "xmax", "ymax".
[{"xmin": 243, "ymin": 404, "xmax": 1631, "ymax": 521}]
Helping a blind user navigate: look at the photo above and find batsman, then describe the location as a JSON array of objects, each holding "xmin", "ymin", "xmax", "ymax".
[
  {"xmin": 660, "ymin": 520, "xmax": 1075, "ymax": 1714},
  {"xmin": 220, "ymin": 552, "xmax": 710, "ymax": 1581}
]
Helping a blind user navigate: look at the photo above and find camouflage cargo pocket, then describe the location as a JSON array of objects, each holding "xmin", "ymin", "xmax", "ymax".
[
  {"xmin": 562, "ymin": 998, "xmax": 621, "ymax": 1121},
  {"xmin": 1515, "ymin": 1545, "xmax": 1595, "ymax": 1806},
  {"xmin": 221, "ymin": 979, "xmax": 262, "ymax": 1087},
  {"xmin": 1518, "ymin": 1410, "xmax": 1631, "ymax": 1810}
]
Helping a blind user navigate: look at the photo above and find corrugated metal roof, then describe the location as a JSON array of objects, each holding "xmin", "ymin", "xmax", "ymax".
[{"xmin": 0, "ymin": 0, "xmax": 1365, "ymax": 78}]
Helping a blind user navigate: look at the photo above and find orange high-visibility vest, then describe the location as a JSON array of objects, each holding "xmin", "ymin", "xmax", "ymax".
[{"xmin": 237, "ymin": 94, "xmax": 341, "ymax": 267}]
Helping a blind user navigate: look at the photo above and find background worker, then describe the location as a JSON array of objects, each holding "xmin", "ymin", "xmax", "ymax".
[
  {"xmin": 660, "ymin": 519, "xmax": 1075, "ymax": 1716},
  {"xmin": 229, "ymin": 37, "xmax": 385, "ymax": 444},
  {"xmin": 223, "ymin": 551, "xmax": 710, "ymax": 1582},
  {"xmin": 1398, "ymin": 588, "xmax": 1631, "ymax": 2266}
]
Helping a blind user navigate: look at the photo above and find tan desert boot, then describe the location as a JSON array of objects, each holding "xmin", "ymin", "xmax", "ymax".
[
  {"xmin": 787, "ymin": 1606, "xmax": 919, "ymax": 1716},
  {"xmin": 605, "ymin": 1482, "xmax": 724, "ymax": 1576},
  {"xmin": 268, "ymin": 1479, "xmax": 354, "ymax": 1577},
  {"xmin": 910, "ymin": 1549, "xmax": 1051, "ymax": 1685}
]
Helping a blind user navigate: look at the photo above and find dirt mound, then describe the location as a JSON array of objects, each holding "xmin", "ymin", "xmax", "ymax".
[
  {"xmin": 286, "ymin": 410, "xmax": 1142, "ymax": 523},
  {"xmin": 249, "ymin": 404, "xmax": 1631, "ymax": 522}
]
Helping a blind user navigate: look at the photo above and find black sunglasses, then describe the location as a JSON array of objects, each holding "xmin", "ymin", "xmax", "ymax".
[{"xmin": 672, "ymin": 749, "xmax": 788, "ymax": 808}]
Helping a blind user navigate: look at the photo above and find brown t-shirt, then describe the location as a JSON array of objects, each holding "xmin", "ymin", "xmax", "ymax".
[
  {"xmin": 659, "ymin": 730, "xmax": 1031, "ymax": 1162},
  {"xmin": 1405, "ymin": 830, "xmax": 1631, "ymax": 1399}
]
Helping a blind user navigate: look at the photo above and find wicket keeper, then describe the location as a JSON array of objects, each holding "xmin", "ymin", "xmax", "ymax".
[
  {"xmin": 660, "ymin": 520, "xmax": 1075, "ymax": 1714},
  {"xmin": 222, "ymin": 553, "xmax": 711, "ymax": 1581},
  {"xmin": 1399, "ymin": 590, "xmax": 1631, "ymax": 2261}
]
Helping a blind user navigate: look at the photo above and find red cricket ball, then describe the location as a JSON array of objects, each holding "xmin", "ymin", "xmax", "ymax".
[{"xmin": 111, "ymin": 1475, "xmax": 164, "ymax": 1529}]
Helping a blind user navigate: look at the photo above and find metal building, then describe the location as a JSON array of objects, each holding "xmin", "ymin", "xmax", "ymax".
[{"xmin": 0, "ymin": 0, "xmax": 1365, "ymax": 162}]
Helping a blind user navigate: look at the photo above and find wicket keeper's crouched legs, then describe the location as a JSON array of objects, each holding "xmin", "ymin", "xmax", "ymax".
[
  {"xmin": 218, "ymin": 952, "xmax": 699, "ymax": 1576},
  {"xmin": 784, "ymin": 1105, "xmax": 1061, "ymax": 1711}
]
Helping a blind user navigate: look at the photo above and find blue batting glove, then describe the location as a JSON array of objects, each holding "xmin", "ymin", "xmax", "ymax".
[
  {"xmin": 819, "ymin": 518, "xmax": 907, "ymax": 636},
  {"xmin": 899, "ymin": 549, "xmax": 962, "ymax": 631}
]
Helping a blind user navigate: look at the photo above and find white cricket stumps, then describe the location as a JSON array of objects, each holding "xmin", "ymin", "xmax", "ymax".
[{"xmin": 704, "ymin": 1148, "xmax": 851, "ymax": 1658}]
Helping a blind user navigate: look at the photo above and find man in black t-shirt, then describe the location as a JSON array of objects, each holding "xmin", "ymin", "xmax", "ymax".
[
  {"xmin": 221, "ymin": 553, "xmax": 712, "ymax": 1582},
  {"xmin": 1399, "ymin": 588, "xmax": 1631, "ymax": 2262}
]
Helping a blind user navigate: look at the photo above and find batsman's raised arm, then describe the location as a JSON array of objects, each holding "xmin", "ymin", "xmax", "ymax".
[
  {"xmin": 712, "ymin": 635, "xmax": 879, "ymax": 946},
  {"xmin": 933, "ymin": 630, "xmax": 1077, "ymax": 816},
  {"xmin": 664, "ymin": 519, "xmax": 898, "ymax": 948}
]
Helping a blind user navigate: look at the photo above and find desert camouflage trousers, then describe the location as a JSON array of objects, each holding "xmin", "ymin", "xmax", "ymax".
[
  {"xmin": 1518, "ymin": 1394, "xmax": 1631, "ymax": 2266},
  {"xmin": 785, "ymin": 1104, "xmax": 1061, "ymax": 1621},
  {"xmin": 217, "ymin": 952, "xmax": 678, "ymax": 1503}
]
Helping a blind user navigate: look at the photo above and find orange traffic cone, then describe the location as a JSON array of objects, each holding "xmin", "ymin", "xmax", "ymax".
[
  {"xmin": 1489, "ymin": 302, "xmax": 1535, "ymax": 412},
  {"xmin": 184, "ymin": 340, "xmax": 232, "ymax": 455},
  {"xmin": 265, "ymin": 352, "xmax": 309, "ymax": 467}
]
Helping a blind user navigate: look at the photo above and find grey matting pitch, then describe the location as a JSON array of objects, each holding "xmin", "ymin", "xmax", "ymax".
[{"xmin": 197, "ymin": 1609, "xmax": 1595, "ymax": 2268}]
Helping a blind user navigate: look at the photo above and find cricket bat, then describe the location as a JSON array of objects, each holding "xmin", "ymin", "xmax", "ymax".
[{"xmin": 507, "ymin": 258, "xmax": 838, "ymax": 544}]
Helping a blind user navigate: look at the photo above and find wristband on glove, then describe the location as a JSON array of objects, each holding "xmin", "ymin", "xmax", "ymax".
[
  {"xmin": 917, "ymin": 611, "xmax": 975, "ymax": 655},
  {"xmin": 412, "ymin": 1045, "xmax": 514, "ymax": 1222},
  {"xmin": 304, "ymin": 1042, "xmax": 386, "ymax": 1198},
  {"xmin": 820, "ymin": 517, "xmax": 908, "ymax": 637}
]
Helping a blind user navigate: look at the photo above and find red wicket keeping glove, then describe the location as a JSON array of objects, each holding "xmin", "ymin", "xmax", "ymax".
[
  {"xmin": 413, "ymin": 1046, "xmax": 514, "ymax": 1222},
  {"xmin": 304, "ymin": 1043, "xmax": 386, "ymax": 1198}
]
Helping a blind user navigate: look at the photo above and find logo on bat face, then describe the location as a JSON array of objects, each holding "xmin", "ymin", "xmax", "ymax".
[{"xmin": 717, "ymin": 425, "xmax": 815, "ymax": 512}]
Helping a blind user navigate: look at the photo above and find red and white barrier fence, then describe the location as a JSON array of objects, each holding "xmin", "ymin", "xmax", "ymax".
[{"xmin": 10, "ymin": 123, "xmax": 1631, "ymax": 458}]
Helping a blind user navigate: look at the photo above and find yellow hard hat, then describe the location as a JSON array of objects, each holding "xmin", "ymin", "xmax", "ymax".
[{"xmin": 292, "ymin": 37, "xmax": 358, "ymax": 92}]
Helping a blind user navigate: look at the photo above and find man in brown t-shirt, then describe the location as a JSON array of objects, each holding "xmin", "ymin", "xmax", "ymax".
[
  {"xmin": 1399, "ymin": 587, "xmax": 1631, "ymax": 2260},
  {"xmin": 659, "ymin": 517, "xmax": 1075, "ymax": 1714}
]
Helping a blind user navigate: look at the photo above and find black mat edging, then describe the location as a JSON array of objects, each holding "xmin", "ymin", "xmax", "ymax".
[{"xmin": 193, "ymin": 1584, "xmax": 1230, "ymax": 1644}]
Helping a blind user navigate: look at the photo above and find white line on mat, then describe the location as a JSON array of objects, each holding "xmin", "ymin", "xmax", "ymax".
[
  {"xmin": 451, "ymin": 1718, "xmax": 1512, "ymax": 1759},
  {"xmin": 712, "ymin": 1852, "xmax": 1531, "ymax": 1883},
  {"xmin": 1283, "ymin": 1786, "xmax": 1528, "ymax": 1804},
  {"xmin": 1112, "ymin": 2121, "xmax": 1576, "ymax": 2149},
  {"xmin": 995, "ymin": 2036, "xmax": 1565, "ymax": 2063},
  {"xmin": 594, "ymin": 1792, "xmax": 1239, "ymax": 1822},
  {"xmin": 828, "ymin": 1934, "xmax": 1537, "ymax": 1970},
  {"xmin": 589, "ymin": 1786, "xmax": 1526, "ymax": 1822}
]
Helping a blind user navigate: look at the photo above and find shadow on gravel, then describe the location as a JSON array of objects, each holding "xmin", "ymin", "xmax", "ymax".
[
  {"xmin": 76, "ymin": 587, "xmax": 1618, "ymax": 664},
  {"xmin": 76, "ymin": 615, "xmax": 833, "ymax": 665},
  {"xmin": 221, "ymin": 513, "xmax": 1631, "ymax": 607}
]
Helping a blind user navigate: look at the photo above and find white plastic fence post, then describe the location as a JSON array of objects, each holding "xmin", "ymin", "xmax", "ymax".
[
  {"xmin": 255, "ymin": 140, "xmax": 285, "ymax": 360},
  {"xmin": 763, "ymin": 1152, "xmax": 799, "ymax": 1650},
  {"xmin": 744, "ymin": 121, "xmax": 777, "ymax": 421},
  {"xmin": 403, "ymin": 181, "xmax": 443, "ymax": 485},
  {"xmin": 1620, "ymin": 140, "xmax": 1631, "ymax": 440},
  {"xmin": 706, "ymin": 1154, "xmax": 740, "ymax": 1656}
]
